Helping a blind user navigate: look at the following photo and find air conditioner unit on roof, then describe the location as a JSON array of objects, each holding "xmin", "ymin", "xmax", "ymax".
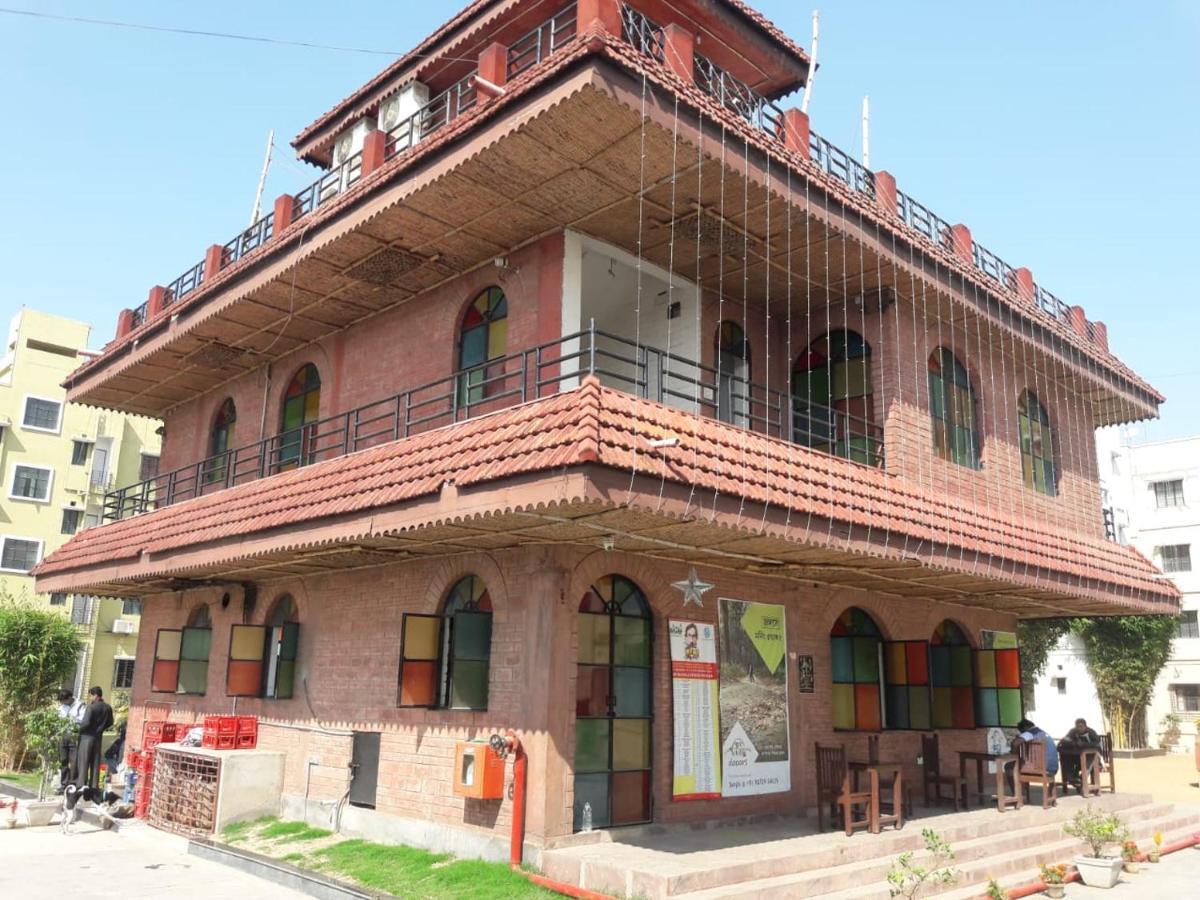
[
  {"xmin": 332, "ymin": 116, "xmax": 377, "ymax": 168},
  {"xmin": 112, "ymin": 618, "xmax": 136, "ymax": 634}
]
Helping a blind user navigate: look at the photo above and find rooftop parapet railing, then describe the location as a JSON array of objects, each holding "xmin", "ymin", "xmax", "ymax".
[
  {"xmin": 507, "ymin": 2, "xmax": 577, "ymax": 79},
  {"xmin": 385, "ymin": 71, "xmax": 478, "ymax": 158},
  {"xmin": 620, "ymin": 3, "xmax": 665, "ymax": 61},
  {"xmin": 101, "ymin": 324, "xmax": 883, "ymax": 521}
]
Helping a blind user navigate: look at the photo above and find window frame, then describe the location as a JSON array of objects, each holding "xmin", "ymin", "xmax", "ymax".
[
  {"xmin": 457, "ymin": 286, "xmax": 509, "ymax": 406},
  {"xmin": 882, "ymin": 639, "xmax": 932, "ymax": 730},
  {"xmin": 1017, "ymin": 388, "xmax": 1057, "ymax": 496},
  {"xmin": 70, "ymin": 439, "xmax": 92, "ymax": 466},
  {"xmin": 927, "ymin": 348, "xmax": 981, "ymax": 469},
  {"xmin": 1169, "ymin": 684, "xmax": 1200, "ymax": 713},
  {"xmin": 0, "ymin": 535, "xmax": 43, "ymax": 573},
  {"xmin": 61, "ymin": 507, "xmax": 82, "ymax": 535},
  {"xmin": 1177, "ymin": 611, "xmax": 1199, "ymax": 640},
  {"xmin": 1159, "ymin": 544, "xmax": 1192, "ymax": 574},
  {"xmin": 206, "ymin": 398, "xmax": 237, "ymax": 483},
  {"xmin": 9, "ymin": 463, "xmax": 54, "ymax": 503},
  {"xmin": 830, "ymin": 607, "xmax": 884, "ymax": 732},
  {"xmin": 151, "ymin": 628, "xmax": 183, "ymax": 693},
  {"xmin": 397, "ymin": 577, "xmax": 494, "ymax": 711},
  {"xmin": 1153, "ymin": 479, "xmax": 1185, "ymax": 509},
  {"xmin": 21, "ymin": 394, "xmax": 63, "ymax": 434},
  {"xmin": 973, "ymin": 646, "xmax": 1024, "ymax": 728},
  {"xmin": 113, "ymin": 657, "xmax": 135, "ymax": 690},
  {"xmin": 792, "ymin": 329, "xmax": 879, "ymax": 465},
  {"xmin": 929, "ymin": 620, "xmax": 975, "ymax": 729},
  {"xmin": 278, "ymin": 365, "xmax": 321, "ymax": 470}
]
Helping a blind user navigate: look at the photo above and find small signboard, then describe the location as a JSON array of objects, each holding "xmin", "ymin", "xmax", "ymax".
[{"xmin": 796, "ymin": 654, "xmax": 815, "ymax": 693}]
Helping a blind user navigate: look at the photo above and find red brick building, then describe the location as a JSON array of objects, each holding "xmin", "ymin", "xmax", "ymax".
[{"xmin": 37, "ymin": 0, "xmax": 1176, "ymax": 864}]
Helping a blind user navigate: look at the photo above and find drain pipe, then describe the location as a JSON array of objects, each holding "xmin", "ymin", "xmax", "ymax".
[{"xmin": 492, "ymin": 731, "xmax": 613, "ymax": 900}]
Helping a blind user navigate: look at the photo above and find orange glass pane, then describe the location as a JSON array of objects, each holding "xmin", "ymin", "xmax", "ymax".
[
  {"xmin": 995, "ymin": 649, "xmax": 1020, "ymax": 688},
  {"xmin": 151, "ymin": 660, "xmax": 179, "ymax": 693},
  {"xmin": 855, "ymin": 684, "xmax": 881, "ymax": 731},
  {"xmin": 226, "ymin": 660, "xmax": 263, "ymax": 696},
  {"xmin": 399, "ymin": 661, "xmax": 437, "ymax": 706},
  {"xmin": 906, "ymin": 642, "xmax": 929, "ymax": 685},
  {"xmin": 885, "ymin": 643, "xmax": 907, "ymax": 685},
  {"xmin": 951, "ymin": 686, "xmax": 975, "ymax": 729}
]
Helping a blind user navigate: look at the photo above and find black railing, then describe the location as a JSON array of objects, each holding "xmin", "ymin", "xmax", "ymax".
[
  {"xmin": 102, "ymin": 326, "xmax": 885, "ymax": 521},
  {"xmin": 292, "ymin": 153, "xmax": 364, "ymax": 222},
  {"xmin": 621, "ymin": 3, "xmax": 665, "ymax": 61},
  {"xmin": 223, "ymin": 214, "xmax": 275, "ymax": 267},
  {"xmin": 694, "ymin": 54, "xmax": 785, "ymax": 135},
  {"xmin": 810, "ymin": 132, "xmax": 875, "ymax": 198},
  {"xmin": 508, "ymin": 3, "xmax": 577, "ymax": 79},
  {"xmin": 386, "ymin": 71, "xmax": 479, "ymax": 157},
  {"xmin": 164, "ymin": 260, "xmax": 205, "ymax": 308}
]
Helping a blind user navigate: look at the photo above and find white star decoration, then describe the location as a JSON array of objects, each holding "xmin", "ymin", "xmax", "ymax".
[{"xmin": 672, "ymin": 567, "xmax": 714, "ymax": 608}]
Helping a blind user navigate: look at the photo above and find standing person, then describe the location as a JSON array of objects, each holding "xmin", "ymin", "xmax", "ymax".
[
  {"xmin": 75, "ymin": 687, "xmax": 114, "ymax": 792},
  {"xmin": 55, "ymin": 689, "xmax": 84, "ymax": 793}
]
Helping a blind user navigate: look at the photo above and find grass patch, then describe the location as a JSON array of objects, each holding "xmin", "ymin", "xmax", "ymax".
[
  {"xmin": 260, "ymin": 819, "xmax": 329, "ymax": 840},
  {"xmin": 222, "ymin": 815, "xmax": 277, "ymax": 842},
  {"xmin": 278, "ymin": 825, "xmax": 333, "ymax": 843},
  {"xmin": 0, "ymin": 771, "xmax": 43, "ymax": 792},
  {"xmin": 281, "ymin": 852, "xmax": 306, "ymax": 862},
  {"xmin": 318, "ymin": 839, "xmax": 555, "ymax": 899}
]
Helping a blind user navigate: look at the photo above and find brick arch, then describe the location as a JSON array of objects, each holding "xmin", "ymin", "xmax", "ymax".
[
  {"xmin": 420, "ymin": 553, "xmax": 511, "ymax": 625},
  {"xmin": 931, "ymin": 616, "xmax": 977, "ymax": 649},
  {"xmin": 823, "ymin": 601, "xmax": 893, "ymax": 642},
  {"xmin": 566, "ymin": 550, "xmax": 676, "ymax": 622},
  {"xmin": 255, "ymin": 579, "xmax": 310, "ymax": 624},
  {"xmin": 186, "ymin": 600, "xmax": 212, "ymax": 627},
  {"xmin": 270, "ymin": 346, "xmax": 332, "ymax": 425}
]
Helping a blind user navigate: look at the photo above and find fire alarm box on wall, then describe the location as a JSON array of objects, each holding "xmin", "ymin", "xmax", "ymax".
[{"xmin": 453, "ymin": 740, "xmax": 506, "ymax": 800}]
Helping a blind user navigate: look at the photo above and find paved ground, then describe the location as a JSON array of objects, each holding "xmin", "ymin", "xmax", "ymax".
[
  {"xmin": 1063, "ymin": 845, "xmax": 1199, "ymax": 896},
  {"xmin": 1108, "ymin": 752, "xmax": 1200, "ymax": 806},
  {"xmin": 0, "ymin": 818, "xmax": 307, "ymax": 899}
]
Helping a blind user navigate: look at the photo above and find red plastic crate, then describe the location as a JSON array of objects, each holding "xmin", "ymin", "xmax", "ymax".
[
  {"xmin": 236, "ymin": 715, "xmax": 258, "ymax": 737},
  {"xmin": 236, "ymin": 732, "xmax": 257, "ymax": 749},
  {"xmin": 215, "ymin": 733, "xmax": 236, "ymax": 750},
  {"xmin": 143, "ymin": 721, "xmax": 164, "ymax": 740}
]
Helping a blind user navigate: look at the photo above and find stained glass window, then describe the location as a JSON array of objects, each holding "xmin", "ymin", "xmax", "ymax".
[
  {"xmin": 206, "ymin": 398, "xmax": 236, "ymax": 483},
  {"xmin": 883, "ymin": 640, "xmax": 931, "ymax": 730},
  {"xmin": 398, "ymin": 576, "xmax": 494, "ymax": 710},
  {"xmin": 792, "ymin": 330, "xmax": 879, "ymax": 465},
  {"xmin": 178, "ymin": 605, "xmax": 212, "ymax": 695},
  {"xmin": 930, "ymin": 620, "xmax": 974, "ymax": 729},
  {"xmin": 830, "ymin": 607, "xmax": 883, "ymax": 731},
  {"xmin": 974, "ymin": 646, "xmax": 1023, "ymax": 727},
  {"xmin": 715, "ymin": 320, "xmax": 750, "ymax": 427},
  {"xmin": 278, "ymin": 364, "xmax": 321, "ymax": 470},
  {"xmin": 227, "ymin": 624, "xmax": 268, "ymax": 696},
  {"xmin": 928, "ymin": 348, "xmax": 980, "ymax": 469},
  {"xmin": 265, "ymin": 596, "xmax": 299, "ymax": 700},
  {"xmin": 1018, "ymin": 389, "xmax": 1056, "ymax": 496},
  {"xmin": 574, "ymin": 575, "xmax": 652, "ymax": 830},
  {"xmin": 458, "ymin": 287, "xmax": 507, "ymax": 405},
  {"xmin": 151, "ymin": 629, "xmax": 182, "ymax": 693}
]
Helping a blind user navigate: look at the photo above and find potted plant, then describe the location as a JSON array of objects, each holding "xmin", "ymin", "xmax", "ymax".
[
  {"xmin": 1119, "ymin": 840, "xmax": 1139, "ymax": 873},
  {"xmin": 1148, "ymin": 831, "xmax": 1162, "ymax": 863},
  {"xmin": 20, "ymin": 705, "xmax": 72, "ymax": 827},
  {"xmin": 1063, "ymin": 806, "xmax": 1130, "ymax": 888},
  {"xmin": 986, "ymin": 877, "xmax": 1007, "ymax": 900},
  {"xmin": 1040, "ymin": 864, "xmax": 1068, "ymax": 899}
]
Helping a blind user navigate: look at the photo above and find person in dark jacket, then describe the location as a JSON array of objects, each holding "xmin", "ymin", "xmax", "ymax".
[
  {"xmin": 55, "ymin": 689, "xmax": 84, "ymax": 792},
  {"xmin": 76, "ymin": 687, "xmax": 114, "ymax": 791}
]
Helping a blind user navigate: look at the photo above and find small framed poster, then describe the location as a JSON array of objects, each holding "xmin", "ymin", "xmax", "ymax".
[{"xmin": 796, "ymin": 654, "xmax": 815, "ymax": 693}]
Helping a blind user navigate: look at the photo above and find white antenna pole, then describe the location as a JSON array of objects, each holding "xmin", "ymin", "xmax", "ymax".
[
  {"xmin": 801, "ymin": 10, "xmax": 819, "ymax": 114},
  {"xmin": 249, "ymin": 129, "xmax": 275, "ymax": 225},
  {"xmin": 861, "ymin": 95, "xmax": 870, "ymax": 168}
]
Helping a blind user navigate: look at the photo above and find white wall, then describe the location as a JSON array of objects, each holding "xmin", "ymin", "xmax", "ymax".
[{"xmin": 1028, "ymin": 633, "xmax": 1104, "ymax": 739}]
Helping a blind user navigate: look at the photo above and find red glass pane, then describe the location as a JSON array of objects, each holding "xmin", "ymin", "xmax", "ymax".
[
  {"xmin": 610, "ymin": 770, "xmax": 651, "ymax": 825},
  {"xmin": 399, "ymin": 661, "xmax": 437, "ymax": 706},
  {"xmin": 226, "ymin": 660, "xmax": 263, "ymax": 696},
  {"xmin": 951, "ymin": 686, "xmax": 975, "ymax": 729},
  {"xmin": 579, "ymin": 587, "xmax": 606, "ymax": 613},
  {"xmin": 906, "ymin": 642, "xmax": 929, "ymax": 685},
  {"xmin": 576, "ymin": 665, "xmax": 609, "ymax": 717},
  {"xmin": 151, "ymin": 660, "xmax": 178, "ymax": 693},
  {"xmin": 995, "ymin": 649, "xmax": 1020, "ymax": 688},
  {"xmin": 855, "ymin": 684, "xmax": 881, "ymax": 731}
]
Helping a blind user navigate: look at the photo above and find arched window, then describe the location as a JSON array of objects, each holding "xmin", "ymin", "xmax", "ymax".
[
  {"xmin": 928, "ymin": 348, "xmax": 980, "ymax": 469},
  {"xmin": 205, "ymin": 398, "xmax": 236, "ymax": 483},
  {"xmin": 459, "ymin": 287, "xmax": 507, "ymax": 404},
  {"xmin": 151, "ymin": 604, "xmax": 211, "ymax": 695},
  {"xmin": 279, "ymin": 364, "xmax": 321, "ymax": 469},
  {"xmin": 398, "ymin": 576, "xmax": 494, "ymax": 710},
  {"xmin": 226, "ymin": 594, "xmax": 299, "ymax": 699},
  {"xmin": 575, "ymin": 575, "xmax": 652, "ymax": 830},
  {"xmin": 792, "ymin": 330, "xmax": 879, "ymax": 465},
  {"xmin": 715, "ymin": 320, "xmax": 750, "ymax": 427},
  {"xmin": 930, "ymin": 620, "xmax": 974, "ymax": 729},
  {"xmin": 830, "ymin": 607, "xmax": 882, "ymax": 731},
  {"xmin": 1018, "ymin": 389, "xmax": 1057, "ymax": 496}
]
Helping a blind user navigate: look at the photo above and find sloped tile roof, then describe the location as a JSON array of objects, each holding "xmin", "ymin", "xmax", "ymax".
[{"xmin": 35, "ymin": 379, "xmax": 1177, "ymax": 614}]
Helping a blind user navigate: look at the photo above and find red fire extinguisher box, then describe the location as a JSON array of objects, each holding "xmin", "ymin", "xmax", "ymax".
[{"xmin": 452, "ymin": 741, "xmax": 506, "ymax": 800}]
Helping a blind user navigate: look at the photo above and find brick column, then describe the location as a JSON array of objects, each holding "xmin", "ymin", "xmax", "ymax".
[
  {"xmin": 477, "ymin": 41, "xmax": 508, "ymax": 94},
  {"xmin": 360, "ymin": 129, "xmax": 387, "ymax": 175},
  {"xmin": 1069, "ymin": 305, "xmax": 1090, "ymax": 339},
  {"xmin": 1091, "ymin": 321, "xmax": 1108, "ymax": 351},
  {"xmin": 1013, "ymin": 267, "xmax": 1036, "ymax": 304},
  {"xmin": 874, "ymin": 170, "xmax": 898, "ymax": 217},
  {"xmin": 116, "ymin": 309, "xmax": 135, "ymax": 339},
  {"xmin": 662, "ymin": 24, "xmax": 695, "ymax": 83},
  {"xmin": 273, "ymin": 193, "xmax": 297, "ymax": 237},
  {"xmin": 777, "ymin": 108, "xmax": 810, "ymax": 159},
  {"xmin": 146, "ymin": 286, "xmax": 168, "ymax": 319},
  {"xmin": 948, "ymin": 223, "xmax": 973, "ymax": 264},
  {"xmin": 204, "ymin": 244, "xmax": 225, "ymax": 280},
  {"xmin": 577, "ymin": 0, "xmax": 622, "ymax": 35}
]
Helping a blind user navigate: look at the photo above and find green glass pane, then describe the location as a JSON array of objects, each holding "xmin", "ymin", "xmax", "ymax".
[
  {"xmin": 177, "ymin": 659, "xmax": 208, "ymax": 695},
  {"xmin": 282, "ymin": 397, "xmax": 304, "ymax": 431},
  {"xmin": 975, "ymin": 688, "xmax": 999, "ymax": 727},
  {"xmin": 453, "ymin": 612, "xmax": 492, "ymax": 661},
  {"xmin": 931, "ymin": 687, "xmax": 953, "ymax": 729},
  {"xmin": 614, "ymin": 617, "xmax": 650, "ymax": 667},
  {"xmin": 573, "ymin": 773, "xmax": 610, "ymax": 830},
  {"xmin": 930, "ymin": 646, "xmax": 951, "ymax": 687},
  {"xmin": 181, "ymin": 628, "xmax": 211, "ymax": 661},
  {"xmin": 279, "ymin": 622, "xmax": 300, "ymax": 661},
  {"xmin": 853, "ymin": 637, "xmax": 879, "ymax": 683},
  {"xmin": 614, "ymin": 667, "xmax": 650, "ymax": 717},
  {"xmin": 929, "ymin": 376, "xmax": 945, "ymax": 419},
  {"xmin": 612, "ymin": 719, "xmax": 650, "ymax": 770},
  {"xmin": 449, "ymin": 660, "xmax": 488, "ymax": 709},
  {"xmin": 886, "ymin": 685, "xmax": 909, "ymax": 729},
  {"xmin": 461, "ymin": 326, "xmax": 487, "ymax": 369},
  {"xmin": 578, "ymin": 614, "xmax": 610, "ymax": 664},
  {"xmin": 831, "ymin": 637, "xmax": 854, "ymax": 683},
  {"xmin": 950, "ymin": 646, "xmax": 973, "ymax": 686},
  {"xmin": 909, "ymin": 686, "xmax": 931, "ymax": 730},
  {"xmin": 575, "ymin": 719, "xmax": 610, "ymax": 773},
  {"xmin": 274, "ymin": 660, "xmax": 296, "ymax": 699},
  {"xmin": 997, "ymin": 689, "xmax": 1022, "ymax": 727}
]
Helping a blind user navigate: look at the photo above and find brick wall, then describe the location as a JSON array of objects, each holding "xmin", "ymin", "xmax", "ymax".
[{"xmin": 126, "ymin": 543, "xmax": 1018, "ymax": 852}]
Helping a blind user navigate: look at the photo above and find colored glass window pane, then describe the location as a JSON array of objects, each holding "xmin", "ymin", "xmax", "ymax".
[
  {"xmin": 611, "ymin": 770, "xmax": 651, "ymax": 826},
  {"xmin": 1018, "ymin": 389, "xmax": 1057, "ymax": 496},
  {"xmin": 178, "ymin": 660, "xmax": 208, "ymax": 695},
  {"xmin": 230, "ymin": 625, "xmax": 266, "ymax": 661},
  {"xmin": 575, "ymin": 719, "xmax": 610, "ymax": 772},
  {"xmin": 576, "ymin": 665, "xmax": 609, "ymax": 717},
  {"xmin": 831, "ymin": 637, "xmax": 854, "ymax": 683},
  {"xmin": 995, "ymin": 649, "xmax": 1020, "ymax": 688},
  {"xmin": 227, "ymin": 660, "xmax": 263, "ymax": 696},
  {"xmin": 449, "ymin": 660, "xmax": 488, "ymax": 709},
  {"xmin": 403, "ymin": 616, "xmax": 440, "ymax": 660},
  {"xmin": 278, "ymin": 364, "xmax": 320, "ymax": 469},
  {"xmin": 398, "ymin": 661, "xmax": 437, "ymax": 706},
  {"xmin": 854, "ymin": 684, "xmax": 882, "ymax": 731},
  {"xmin": 181, "ymin": 627, "xmax": 211, "ymax": 661},
  {"xmin": 614, "ymin": 667, "xmax": 651, "ymax": 717},
  {"xmin": 398, "ymin": 614, "xmax": 441, "ymax": 707},
  {"xmin": 613, "ymin": 718, "xmax": 650, "ymax": 770},
  {"xmin": 573, "ymin": 774, "xmax": 610, "ymax": 830},
  {"xmin": 928, "ymin": 348, "xmax": 980, "ymax": 469},
  {"xmin": 975, "ymin": 650, "xmax": 997, "ymax": 687},
  {"xmin": 793, "ymin": 330, "xmax": 878, "ymax": 464},
  {"xmin": 998, "ymin": 689, "xmax": 1023, "ymax": 727},
  {"xmin": 151, "ymin": 660, "xmax": 179, "ymax": 693},
  {"xmin": 440, "ymin": 577, "xmax": 492, "ymax": 710},
  {"xmin": 578, "ymin": 614, "xmax": 611, "ymax": 664},
  {"xmin": 614, "ymin": 617, "xmax": 651, "ymax": 666},
  {"xmin": 155, "ymin": 630, "xmax": 182, "ymax": 661},
  {"xmin": 832, "ymin": 684, "xmax": 855, "ymax": 730}
]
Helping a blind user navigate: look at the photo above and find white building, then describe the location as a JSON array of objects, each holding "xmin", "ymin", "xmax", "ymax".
[{"xmin": 1031, "ymin": 429, "xmax": 1198, "ymax": 750}]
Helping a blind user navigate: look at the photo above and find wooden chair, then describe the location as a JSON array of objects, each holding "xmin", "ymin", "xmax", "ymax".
[
  {"xmin": 1016, "ymin": 738, "xmax": 1058, "ymax": 809},
  {"xmin": 921, "ymin": 733, "xmax": 966, "ymax": 811},
  {"xmin": 867, "ymin": 735, "xmax": 913, "ymax": 818},
  {"xmin": 815, "ymin": 743, "xmax": 875, "ymax": 836},
  {"xmin": 1091, "ymin": 733, "xmax": 1117, "ymax": 794}
]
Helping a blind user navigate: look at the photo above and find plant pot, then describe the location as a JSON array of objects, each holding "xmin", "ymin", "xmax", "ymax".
[
  {"xmin": 24, "ymin": 799, "xmax": 59, "ymax": 827},
  {"xmin": 1148, "ymin": 851, "xmax": 1160, "ymax": 863},
  {"xmin": 1121, "ymin": 861, "xmax": 1138, "ymax": 874},
  {"xmin": 1045, "ymin": 884, "xmax": 1066, "ymax": 898},
  {"xmin": 1074, "ymin": 856, "xmax": 1123, "ymax": 888}
]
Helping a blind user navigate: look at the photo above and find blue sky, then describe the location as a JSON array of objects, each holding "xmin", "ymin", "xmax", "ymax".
[{"xmin": 2, "ymin": 2, "xmax": 1197, "ymax": 439}]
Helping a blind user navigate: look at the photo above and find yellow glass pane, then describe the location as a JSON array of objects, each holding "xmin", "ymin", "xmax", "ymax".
[
  {"xmin": 578, "ymin": 614, "xmax": 611, "ymax": 665},
  {"xmin": 304, "ymin": 390, "xmax": 320, "ymax": 421},
  {"xmin": 612, "ymin": 718, "xmax": 650, "ymax": 770},
  {"xmin": 155, "ymin": 630, "xmax": 182, "ymax": 662},
  {"xmin": 832, "ymin": 683, "xmax": 855, "ymax": 730},
  {"xmin": 487, "ymin": 318, "xmax": 507, "ymax": 361},
  {"xmin": 403, "ymin": 616, "xmax": 441, "ymax": 660},
  {"xmin": 885, "ymin": 643, "xmax": 907, "ymax": 685},
  {"xmin": 230, "ymin": 625, "xmax": 266, "ymax": 661},
  {"xmin": 975, "ymin": 650, "xmax": 997, "ymax": 688},
  {"xmin": 833, "ymin": 359, "xmax": 871, "ymax": 399}
]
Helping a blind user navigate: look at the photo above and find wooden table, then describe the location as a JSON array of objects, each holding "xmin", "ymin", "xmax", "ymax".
[{"xmin": 957, "ymin": 750, "xmax": 1020, "ymax": 811}]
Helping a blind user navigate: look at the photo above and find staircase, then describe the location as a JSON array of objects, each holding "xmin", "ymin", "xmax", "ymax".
[{"xmin": 540, "ymin": 793, "xmax": 1200, "ymax": 899}]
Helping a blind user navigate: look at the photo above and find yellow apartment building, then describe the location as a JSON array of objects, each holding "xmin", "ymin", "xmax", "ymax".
[{"xmin": 0, "ymin": 307, "xmax": 161, "ymax": 701}]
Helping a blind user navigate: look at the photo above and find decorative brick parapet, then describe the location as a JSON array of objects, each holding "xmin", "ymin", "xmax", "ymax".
[
  {"xmin": 361, "ymin": 130, "xmax": 388, "ymax": 175},
  {"xmin": 1013, "ymin": 267, "xmax": 1036, "ymax": 305},
  {"xmin": 948, "ymin": 224, "xmax": 973, "ymax": 264},
  {"xmin": 874, "ymin": 170, "xmax": 898, "ymax": 217},
  {"xmin": 777, "ymin": 108, "xmax": 810, "ymax": 159},
  {"xmin": 146, "ymin": 286, "xmax": 168, "ymax": 319},
  {"xmin": 577, "ymin": 0, "xmax": 622, "ymax": 36},
  {"xmin": 662, "ymin": 24, "xmax": 695, "ymax": 83},
  {"xmin": 272, "ymin": 193, "xmax": 297, "ymax": 238},
  {"xmin": 116, "ymin": 308, "xmax": 135, "ymax": 339}
]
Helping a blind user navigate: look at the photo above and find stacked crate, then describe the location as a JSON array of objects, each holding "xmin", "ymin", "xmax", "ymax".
[
  {"xmin": 201, "ymin": 715, "xmax": 257, "ymax": 749},
  {"xmin": 147, "ymin": 747, "xmax": 221, "ymax": 837}
]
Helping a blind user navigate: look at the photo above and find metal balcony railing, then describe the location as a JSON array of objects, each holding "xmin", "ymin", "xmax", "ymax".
[{"xmin": 102, "ymin": 324, "xmax": 884, "ymax": 521}]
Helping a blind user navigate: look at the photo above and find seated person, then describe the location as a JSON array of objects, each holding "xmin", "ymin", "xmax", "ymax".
[
  {"xmin": 1012, "ymin": 718, "xmax": 1059, "ymax": 777},
  {"xmin": 1058, "ymin": 717, "xmax": 1101, "ymax": 786}
]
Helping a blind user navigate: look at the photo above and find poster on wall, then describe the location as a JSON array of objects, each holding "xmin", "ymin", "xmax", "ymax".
[
  {"xmin": 669, "ymin": 619, "xmax": 721, "ymax": 801},
  {"xmin": 980, "ymin": 629, "xmax": 1018, "ymax": 649},
  {"xmin": 717, "ymin": 598, "xmax": 790, "ymax": 797}
]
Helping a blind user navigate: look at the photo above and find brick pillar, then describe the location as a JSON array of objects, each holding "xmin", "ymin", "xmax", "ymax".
[
  {"xmin": 146, "ymin": 286, "xmax": 168, "ymax": 319},
  {"xmin": 477, "ymin": 41, "xmax": 508, "ymax": 94},
  {"xmin": 1014, "ymin": 267, "xmax": 1036, "ymax": 304},
  {"xmin": 948, "ymin": 223, "xmax": 973, "ymax": 264},
  {"xmin": 204, "ymin": 244, "xmax": 224, "ymax": 280},
  {"xmin": 116, "ymin": 309, "xmax": 135, "ymax": 339},
  {"xmin": 874, "ymin": 170, "xmax": 898, "ymax": 217},
  {"xmin": 662, "ymin": 24, "xmax": 695, "ymax": 83},
  {"xmin": 361, "ymin": 129, "xmax": 387, "ymax": 175},
  {"xmin": 577, "ymin": 0, "xmax": 622, "ymax": 35},
  {"xmin": 1069, "ymin": 305, "xmax": 1090, "ymax": 339},
  {"xmin": 777, "ymin": 108, "xmax": 810, "ymax": 159},
  {"xmin": 1092, "ymin": 321, "xmax": 1109, "ymax": 351},
  {"xmin": 273, "ymin": 193, "xmax": 297, "ymax": 237}
]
